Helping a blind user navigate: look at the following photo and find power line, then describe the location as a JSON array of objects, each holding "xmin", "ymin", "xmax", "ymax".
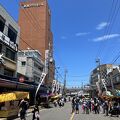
[
  {"xmin": 96, "ymin": 0, "xmax": 115, "ymax": 58},
  {"xmin": 96, "ymin": 0, "xmax": 119, "ymax": 60},
  {"xmin": 111, "ymin": 50, "xmax": 120, "ymax": 64},
  {"xmin": 102, "ymin": 0, "xmax": 120, "ymax": 62}
]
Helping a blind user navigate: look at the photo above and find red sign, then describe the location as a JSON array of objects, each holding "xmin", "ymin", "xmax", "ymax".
[{"xmin": 19, "ymin": 77, "xmax": 25, "ymax": 83}]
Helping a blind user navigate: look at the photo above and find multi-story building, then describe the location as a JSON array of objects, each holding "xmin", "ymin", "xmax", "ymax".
[
  {"xmin": 0, "ymin": 4, "xmax": 20, "ymax": 78},
  {"xmin": 90, "ymin": 64, "xmax": 120, "ymax": 97},
  {"xmin": 90, "ymin": 64, "xmax": 118, "ymax": 85},
  {"xmin": 17, "ymin": 50, "xmax": 44, "ymax": 84},
  {"xmin": 18, "ymin": 0, "xmax": 55, "ymax": 87},
  {"xmin": 107, "ymin": 67, "xmax": 120, "ymax": 90}
]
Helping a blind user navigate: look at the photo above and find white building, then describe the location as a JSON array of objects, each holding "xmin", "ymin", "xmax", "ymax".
[
  {"xmin": 0, "ymin": 4, "xmax": 20, "ymax": 77},
  {"xmin": 17, "ymin": 50, "xmax": 44, "ymax": 84}
]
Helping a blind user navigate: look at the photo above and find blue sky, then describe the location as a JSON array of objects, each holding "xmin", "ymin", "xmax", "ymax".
[{"xmin": 1, "ymin": 0, "xmax": 120, "ymax": 88}]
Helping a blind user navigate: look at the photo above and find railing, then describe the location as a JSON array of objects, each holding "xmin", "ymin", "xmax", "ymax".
[{"xmin": 0, "ymin": 74, "xmax": 17, "ymax": 81}]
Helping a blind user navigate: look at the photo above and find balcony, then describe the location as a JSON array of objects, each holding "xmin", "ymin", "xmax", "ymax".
[{"xmin": 0, "ymin": 31, "xmax": 18, "ymax": 51}]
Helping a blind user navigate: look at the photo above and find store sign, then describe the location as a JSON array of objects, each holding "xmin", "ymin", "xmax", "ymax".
[
  {"xmin": 22, "ymin": 3, "xmax": 44, "ymax": 8},
  {"xmin": 0, "ymin": 31, "xmax": 18, "ymax": 51}
]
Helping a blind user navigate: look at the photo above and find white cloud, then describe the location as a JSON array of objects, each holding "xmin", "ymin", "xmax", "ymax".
[
  {"xmin": 96, "ymin": 22, "xmax": 109, "ymax": 30},
  {"xmin": 61, "ymin": 36, "xmax": 67, "ymax": 39},
  {"xmin": 93, "ymin": 34, "xmax": 120, "ymax": 42},
  {"xmin": 75, "ymin": 32, "xmax": 90, "ymax": 36}
]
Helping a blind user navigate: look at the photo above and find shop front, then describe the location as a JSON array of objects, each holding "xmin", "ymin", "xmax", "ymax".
[{"xmin": 0, "ymin": 91, "xmax": 29, "ymax": 118}]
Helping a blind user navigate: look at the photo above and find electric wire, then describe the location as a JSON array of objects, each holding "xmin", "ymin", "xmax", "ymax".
[
  {"xmin": 102, "ymin": 0, "xmax": 120, "ymax": 62},
  {"xmin": 96, "ymin": 0, "xmax": 115, "ymax": 58},
  {"xmin": 96, "ymin": 0, "xmax": 120, "ymax": 62}
]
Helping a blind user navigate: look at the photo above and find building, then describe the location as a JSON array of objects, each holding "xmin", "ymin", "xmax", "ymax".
[
  {"xmin": 0, "ymin": 4, "xmax": 20, "ymax": 78},
  {"xmin": 0, "ymin": 4, "xmax": 35, "ymax": 93},
  {"xmin": 90, "ymin": 64, "xmax": 120, "ymax": 97},
  {"xmin": 90, "ymin": 64, "xmax": 119, "ymax": 85},
  {"xmin": 107, "ymin": 67, "xmax": 120, "ymax": 90},
  {"xmin": 18, "ymin": 0, "xmax": 55, "ymax": 87},
  {"xmin": 17, "ymin": 50, "xmax": 44, "ymax": 84}
]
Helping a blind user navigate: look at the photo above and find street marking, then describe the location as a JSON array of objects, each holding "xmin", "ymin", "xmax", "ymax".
[{"xmin": 70, "ymin": 112, "xmax": 75, "ymax": 120}]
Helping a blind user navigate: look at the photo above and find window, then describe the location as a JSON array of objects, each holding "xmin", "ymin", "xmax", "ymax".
[
  {"xmin": 18, "ymin": 52, "xmax": 24, "ymax": 56},
  {"xmin": 21, "ymin": 61, "xmax": 26, "ymax": 66},
  {"xmin": 0, "ymin": 44, "xmax": 2, "ymax": 53},
  {"xmin": 8, "ymin": 25, "xmax": 17, "ymax": 43},
  {"xmin": 6, "ymin": 48, "xmax": 16, "ymax": 61},
  {"xmin": 34, "ymin": 62, "xmax": 43, "ymax": 71},
  {"xmin": 4, "ymin": 68, "xmax": 14, "ymax": 77},
  {"xmin": 0, "ymin": 16, "xmax": 5, "ymax": 33},
  {"xmin": 33, "ymin": 76, "xmax": 40, "ymax": 83},
  {"xmin": 38, "ymin": 66, "xmax": 43, "ymax": 71}
]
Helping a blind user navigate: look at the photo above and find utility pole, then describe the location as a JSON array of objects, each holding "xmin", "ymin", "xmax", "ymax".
[
  {"xmin": 96, "ymin": 58, "xmax": 102, "ymax": 96},
  {"xmin": 62, "ymin": 69, "xmax": 67, "ymax": 96}
]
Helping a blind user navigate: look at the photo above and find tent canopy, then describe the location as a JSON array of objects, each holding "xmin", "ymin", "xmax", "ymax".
[{"xmin": 0, "ymin": 92, "xmax": 29, "ymax": 103}]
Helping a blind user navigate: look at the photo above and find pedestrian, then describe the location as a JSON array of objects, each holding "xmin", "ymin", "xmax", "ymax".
[
  {"xmin": 75, "ymin": 98, "xmax": 79, "ymax": 114},
  {"xmin": 88, "ymin": 100, "xmax": 91, "ymax": 112},
  {"xmin": 91, "ymin": 101, "xmax": 94, "ymax": 112},
  {"xmin": 85, "ymin": 101, "xmax": 89, "ymax": 114},
  {"xmin": 71, "ymin": 97, "xmax": 75, "ymax": 113},
  {"xmin": 102, "ymin": 101, "xmax": 105, "ymax": 114},
  {"xmin": 94, "ymin": 102, "xmax": 99, "ymax": 114},
  {"xmin": 32, "ymin": 105, "xmax": 40, "ymax": 120},
  {"xmin": 104, "ymin": 100, "xmax": 109, "ymax": 116},
  {"xmin": 19, "ymin": 99, "xmax": 29, "ymax": 120},
  {"xmin": 69, "ymin": 96, "xmax": 71, "ymax": 102},
  {"xmin": 82, "ymin": 101, "xmax": 86, "ymax": 114}
]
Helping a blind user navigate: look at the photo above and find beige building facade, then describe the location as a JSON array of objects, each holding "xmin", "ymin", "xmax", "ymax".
[{"xmin": 0, "ymin": 4, "xmax": 20, "ymax": 77}]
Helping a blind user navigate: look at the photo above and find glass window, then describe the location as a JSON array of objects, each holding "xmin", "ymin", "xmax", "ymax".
[
  {"xmin": 6, "ymin": 48, "xmax": 16, "ymax": 61},
  {"xmin": 34, "ymin": 76, "xmax": 40, "ymax": 83},
  {"xmin": 8, "ymin": 25, "xmax": 17, "ymax": 43},
  {"xmin": 21, "ymin": 61, "xmax": 26, "ymax": 66},
  {"xmin": 4, "ymin": 68, "xmax": 14, "ymax": 77},
  {"xmin": 0, "ymin": 16, "xmax": 5, "ymax": 33},
  {"xmin": 18, "ymin": 52, "xmax": 24, "ymax": 56}
]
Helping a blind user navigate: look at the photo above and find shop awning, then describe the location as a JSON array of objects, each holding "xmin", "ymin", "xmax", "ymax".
[{"xmin": 0, "ymin": 92, "xmax": 29, "ymax": 103}]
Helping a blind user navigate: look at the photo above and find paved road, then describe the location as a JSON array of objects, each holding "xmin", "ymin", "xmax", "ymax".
[{"xmin": 15, "ymin": 102, "xmax": 120, "ymax": 120}]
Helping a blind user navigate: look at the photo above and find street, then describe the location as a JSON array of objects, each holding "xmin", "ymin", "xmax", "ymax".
[{"xmin": 15, "ymin": 102, "xmax": 120, "ymax": 120}]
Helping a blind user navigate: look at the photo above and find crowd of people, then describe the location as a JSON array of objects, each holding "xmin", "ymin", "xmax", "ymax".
[
  {"xmin": 18, "ymin": 96, "xmax": 120, "ymax": 120},
  {"xmin": 71, "ymin": 96, "xmax": 120, "ymax": 117}
]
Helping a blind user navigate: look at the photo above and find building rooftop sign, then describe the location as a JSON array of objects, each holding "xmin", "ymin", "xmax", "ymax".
[{"xmin": 21, "ymin": 3, "xmax": 44, "ymax": 8}]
